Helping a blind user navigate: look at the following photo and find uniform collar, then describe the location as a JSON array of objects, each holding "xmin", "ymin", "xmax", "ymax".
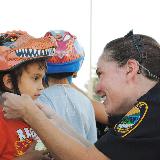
[{"xmin": 137, "ymin": 82, "xmax": 160, "ymax": 103}]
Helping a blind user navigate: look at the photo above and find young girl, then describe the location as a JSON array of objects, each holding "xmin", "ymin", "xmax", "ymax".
[{"xmin": 0, "ymin": 30, "xmax": 56, "ymax": 159}]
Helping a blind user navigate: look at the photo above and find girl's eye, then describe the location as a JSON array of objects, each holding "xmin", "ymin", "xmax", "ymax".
[{"xmin": 33, "ymin": 76, "xmax": 39, "ymax": 80}]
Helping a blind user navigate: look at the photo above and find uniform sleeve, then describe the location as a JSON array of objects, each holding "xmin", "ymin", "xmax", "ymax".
[
  {"xmin": 95, "ymin": 129, "xmax": 160, "ymax": 160},
  {"xmin": 95, "ymin": 101, "xmax": 160, "ymax": 160},
  {"xmin": 0, "ymin": 119, "xmax": 8, "ymax": 156}
]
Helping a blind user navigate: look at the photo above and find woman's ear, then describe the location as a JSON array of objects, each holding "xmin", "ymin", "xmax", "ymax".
[
  {"xmin": 3, "ymin": 74, "xmax": 13, "ymax": 90},
  {"xmin": 126, "ymin": 59, "xmax": 139, "ymax": 80}
]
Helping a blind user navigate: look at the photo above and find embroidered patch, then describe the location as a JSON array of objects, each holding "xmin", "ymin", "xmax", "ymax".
[{"xmin": 114, "ymin": 101, "xmax": 148, "ymax": 137}]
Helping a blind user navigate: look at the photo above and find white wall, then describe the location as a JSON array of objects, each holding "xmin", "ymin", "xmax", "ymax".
[
  {"xmin": 0, "ymin": 0, "xmax": 90, "ymax": 90},
  {"xmin": 92, "ymin": 0, "xmax": 160, "ymax": 67}
]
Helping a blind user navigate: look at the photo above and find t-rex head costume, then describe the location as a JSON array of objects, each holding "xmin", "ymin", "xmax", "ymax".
[{"xmin": 0, "ymin": 30, "xmax": 57, "ymax": 72}]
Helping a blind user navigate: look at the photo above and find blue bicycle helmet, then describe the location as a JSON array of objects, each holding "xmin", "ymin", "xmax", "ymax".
[{"xmin": 44, "ymin": 30, "xmax": 85, "ymax": 74}]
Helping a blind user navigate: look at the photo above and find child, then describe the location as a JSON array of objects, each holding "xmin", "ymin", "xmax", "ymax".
[
  {"xmin": 0, "ymin": 31, "xmax": 56, "ymax": 159},
  {"xmin": 37, "ymin": 30, "xmax": 97, "ymax": 143}
]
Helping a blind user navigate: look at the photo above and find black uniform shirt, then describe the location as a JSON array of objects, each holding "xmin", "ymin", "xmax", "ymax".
[
  {"xmin": 96, "ymin": 114, "xmax": 124, "ymax": 139},
  {"xmin": 95, "ymin": 83, "xmax": 160, "ymax": 160}
]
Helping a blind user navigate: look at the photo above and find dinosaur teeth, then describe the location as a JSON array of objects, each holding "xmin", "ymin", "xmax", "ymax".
[
  {"xmin": 41, "ymin": 50, "xmax": 45, "ymax": 55},
  {"xmin": 48, "ymin": 48, "xmax": 51, "ymax": 54},
  {"xmin": 45, "ymin": 49, "xmax": 48, "ymax": 55},
  {"xmin": 34, "ymin": 49, "xmax": 37, "ymax": 54},
  {"xmin": 38, "ymin": 50, "xmax": 41, "ymax": 56},
  {"xmin": 19, "ymin": 53, "xmax": 24, "ymax": 57},
  {"xmin": 15, "ymin": 47, "xmax": 55, "ymax": 58},
  {"xmin": 47, "ymin": 51, "xmax": 50, "ymax": 56},
  {"xmin": 51, "ymin": 48, "xmax": 55, "ymax": 55},
  {"xmin": 50, "ymin": 48, "xmax": 52, "ymax": 53}
]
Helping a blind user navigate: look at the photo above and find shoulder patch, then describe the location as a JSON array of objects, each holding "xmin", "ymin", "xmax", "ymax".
[{"xmin": 114, "ymin": 102, "xmax": 148, "ymax": 137}]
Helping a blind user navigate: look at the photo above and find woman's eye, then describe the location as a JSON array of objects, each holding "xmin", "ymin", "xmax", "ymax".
[
  {"xmin": 97, "ymin": 72, "xmax": 101, "ymax": 78},
  {"xmin": 96, "ymin": 69, "xmax": 102, "ymax": 78}
]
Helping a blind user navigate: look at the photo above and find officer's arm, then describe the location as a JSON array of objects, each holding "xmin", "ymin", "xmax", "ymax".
[
  {"xmin": 24, "ymin": 105, "xmax": 109, "ymax": 160},
  {"xmin": 2, "ymin": 93, "xmax": 109, "ymax": 160}
]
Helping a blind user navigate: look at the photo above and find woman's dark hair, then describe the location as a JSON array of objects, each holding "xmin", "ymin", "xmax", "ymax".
[
  {"xmin": 102, "ymin": 30, "xmax": 160, "ymax": 81},
  {"xmin": 0, "ymin": 58, "xmax": 47, "ymax": 94}
]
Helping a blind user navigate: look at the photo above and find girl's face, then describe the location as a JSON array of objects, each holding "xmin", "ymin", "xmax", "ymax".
[{"xmin": 18, "ymin": 62, "xmax": 45, "ymax": 100}]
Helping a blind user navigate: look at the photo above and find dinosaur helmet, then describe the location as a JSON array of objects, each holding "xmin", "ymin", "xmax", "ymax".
[
  {"xmin": 0, "ymin": 30, "xmax": 57, "ymax": 72},
  {"xmin": 44, "ymin": 30, "xmax": 85, "ymax": 74}
]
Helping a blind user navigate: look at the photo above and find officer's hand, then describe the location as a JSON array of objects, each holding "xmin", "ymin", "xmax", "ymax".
[{"xmin": 2, "ymin": 92, "xmax": 36, "ymax": 120}]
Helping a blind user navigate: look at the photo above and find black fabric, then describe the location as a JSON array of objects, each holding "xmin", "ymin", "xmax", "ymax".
[
  {"xmin": 95, "ymin": 83, "xmax": 160, "ymax": 160},
  {"xmin": 96, "ymin": 122, "xmax": 108, "ymax": 139},
  {"xmin": 108, "ymin": 114, "xmax": 124, "ymax": 128},
  {"xmin": 96, "ymin": 114, "xmax": 124, "ymax": 139}
]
